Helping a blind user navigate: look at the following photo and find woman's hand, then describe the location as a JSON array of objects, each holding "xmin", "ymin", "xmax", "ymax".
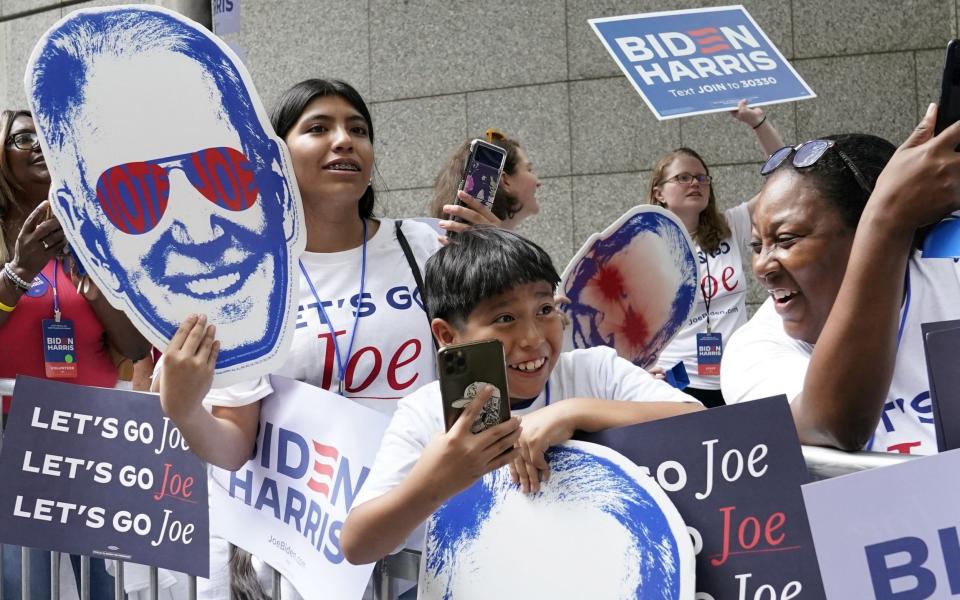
[
  {"xmin": 8, "ymin": 200, "xmax": 64, "ymax": 280},
  {"xmin": 730, "ymin": 99, "xmax": 765, "ymax": 128},
  {"xmin": 868, "ymin": 103, "xmax": 960, "ymax": 236},
  {"xmin": 438, "ymin": 190, "xmax": 503, "ymax": 236}
]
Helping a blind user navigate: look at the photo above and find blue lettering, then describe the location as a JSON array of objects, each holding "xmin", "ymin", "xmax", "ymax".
[
  {"xmin": 865, "ymin": 536, "xmax": 936, "ymax": 599},
  {"xmin": 259, "ymin": 421, "xmax": 273, "ymax": 468},
  {"xmin": 284, "ymin": 487, "xmax": 307, "ymax": 533},
  {"xmin": 939, "ymin": 527, "xmax": 960, "ymax": 593},
  {"xmin": 324, "ymin": 521, "xmax": 345, "ymax": 564},
  {"xmin": 277, "ymin": 429, "xmax": 308, "ymax": 479},
  {"xmin": 881, "ymin": 400, "xmax": 898, "ymax": 433},
  {"xmin": 350, "ymin": 292, "xmax": 376, "ymax": 318},
  {"xmin": 253, "ymin": 477, "xmax": 281, "ymax": 519},
  {"xmin": 228, "ymin": 469, "xmax": 254, "ymax": 505},
  {"xmin": 330, "ymin": 457, "xmax": 371, "ymax": 511},
  {"xmin": 910, "ymin": 391, "xmax": 935, "ymax": 425},
  {"xmin": 303, "ymin": 500, "xmax": 322, "ymax": 545},
  {"xmin": 387, "ymin": 285, "xmax": 413, "ymax": 310}
]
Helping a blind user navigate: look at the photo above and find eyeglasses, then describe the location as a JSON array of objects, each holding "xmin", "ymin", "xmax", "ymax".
[
  {"xmin": 95, "ymin": 146, "xmax": 259, "ymax": 235},
  {"xmin": 485, "ymin": 128, "xmax": 506, "ymax": 143},
  {"xmin": 760, "ymin": 139, "xmax": 872, "ymax": 195},
  {"xmin": 4, "ymin": 132, "xmax": 40, "ymax": 151},
  {"xmin": 662, "ymin": 173, "xmax": 712, "ymax": 186}
]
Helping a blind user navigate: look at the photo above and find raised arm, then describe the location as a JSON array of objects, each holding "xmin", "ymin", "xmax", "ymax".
[
  {"xmin": 795, "ymin": 105, "xmax": 960, "ymax": 450},
  {"xmin": 731, "ymin": 99, "xmax": 786, "ymax": 157},
  {"xmin": 156, "ymin": 315, "xmax": 260, "ymax": 470}
]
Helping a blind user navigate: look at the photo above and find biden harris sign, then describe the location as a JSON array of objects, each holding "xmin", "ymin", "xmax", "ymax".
[{"xmin": 589, "ymin": 5, "xmax": 815, "ymax": 120}]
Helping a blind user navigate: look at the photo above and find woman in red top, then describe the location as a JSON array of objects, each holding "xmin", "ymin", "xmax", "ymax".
[{"xmin": 0, "ymin": 110, "xmax": 150, "ymax": 598}]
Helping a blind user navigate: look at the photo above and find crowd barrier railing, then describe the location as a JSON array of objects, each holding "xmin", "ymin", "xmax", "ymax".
[{"xmin": 0, "ymin": 377, "xmax": 920, "ymax": 598}]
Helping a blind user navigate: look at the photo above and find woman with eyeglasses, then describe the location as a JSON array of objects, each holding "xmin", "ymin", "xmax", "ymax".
[
  {"xmin": 721, "ymin": 104, "xmax": 960, "ymax": 455},
  {"xmin": 0, "ymin": 110, "xmax": 150, "ymax": 598},
  {"xmin": 0, "ymin": 110, "xmax": 150, "ymax": 410},
  {"xmin": 430, "ymin": 130, "xmax": 541, "ymax": 231},
  {"xmin": 646, "ymin": 102, "xmax": 784, "ymax": 408}
]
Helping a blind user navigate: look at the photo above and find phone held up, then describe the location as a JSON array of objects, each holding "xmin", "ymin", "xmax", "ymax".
[
  {"xmin": 445, "ymin": 139, "xmax": 507, "ymax": 237},
  {"xmin": 438, "ymin": 339, "xmax": 511, "ymax": 433},
  {"xmin": 935, "ymin": 39, "xmax": 960, "ymax": 136},
  {"xmin": 923, "ymin": 39, "xmax": 960, "ymax": 259}
]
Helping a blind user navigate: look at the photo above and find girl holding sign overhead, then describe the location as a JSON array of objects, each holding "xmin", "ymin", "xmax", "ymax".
[{"xmin": 647, "ymin": 101, "xmax": 783, "ymax": 408}]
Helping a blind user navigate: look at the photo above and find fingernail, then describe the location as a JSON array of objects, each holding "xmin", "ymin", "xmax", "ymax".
[
  {"xmin": 438, "ymin": 220, "xmax": 450, "ymax": 227},
  {"xmin": 927, "ymin": 102, "xmax": 936, "ymax": 117}
]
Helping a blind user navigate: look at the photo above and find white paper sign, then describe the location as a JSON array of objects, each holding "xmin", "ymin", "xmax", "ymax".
[
  {"xmin": 802, "ymin": 450, "xmax": 960, "ymax": 599},
  {"xmin": 209, "ymin": 376, "xmax": 390, "ymax": 599}
]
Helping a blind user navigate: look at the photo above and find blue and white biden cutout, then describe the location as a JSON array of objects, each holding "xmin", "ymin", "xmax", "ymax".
[
  {"xmin": 25, "ymin": 5, "xmax": 305, "ymax": 385},
  {"xmin": 590, "ymin": 6, "xmax": 815, "ymax": 120},
  {"xmin": 421, "ymin": 441, "xmax": 695, "ymax": 599}
]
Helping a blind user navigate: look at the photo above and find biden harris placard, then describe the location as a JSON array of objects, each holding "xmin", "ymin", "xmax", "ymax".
[
  {"xmin": 590, "ymin": 6, "xmax": 815, "ymax": 120},
  {"xmin": 25, "ymin": 5, "xmax": 306, "ymax": 386},
  {"xmin": 208, "ymin": 376, "xmax": 390, "ymax": 600}
]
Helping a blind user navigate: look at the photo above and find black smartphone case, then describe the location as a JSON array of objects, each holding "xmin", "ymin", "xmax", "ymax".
[
  {"xmin": 935, "ymin": 39, "xmax": 960, "ymax": 135},
  {"xmin": 438, "ymin": 339, "xmax": 511, "ymax": 433}
]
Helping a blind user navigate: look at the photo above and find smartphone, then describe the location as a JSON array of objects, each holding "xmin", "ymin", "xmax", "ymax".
[
  {"xmin": 935, "ymin": 39, "xmax": 960, "ymax": 135},
  {"xmin": 448, "ymin": 139, "xmax": 507, "ymax": 225},
  {"xmin": 438, "ymin": 339, "xmax": 511, "ymax": 433}
]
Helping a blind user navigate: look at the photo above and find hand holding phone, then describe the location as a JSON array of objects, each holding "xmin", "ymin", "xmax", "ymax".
[
  {"xmin": 439, "ymin": 339, "xmax": 511, "ymax": 433},
  {"xmin": 444, "ymin": 139, "xmax": 507, "ymax": 236}
]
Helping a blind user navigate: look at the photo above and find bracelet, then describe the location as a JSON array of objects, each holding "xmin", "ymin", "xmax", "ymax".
[
  {"xmin": 0, "ymin": 298, "xmax": 15, "ymax": 312},
  {"xmin": 2, "ymin": 263, "xmax": 31, "ymax": 292},
  {"xmin": 752, "ymin": 115, "xmax": 767, "ymax": 130}
]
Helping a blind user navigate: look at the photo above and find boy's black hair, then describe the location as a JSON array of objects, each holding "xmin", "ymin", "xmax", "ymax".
[{"xmin": 425, "ymin": 226, "xmax": 560, "ymax": 325}]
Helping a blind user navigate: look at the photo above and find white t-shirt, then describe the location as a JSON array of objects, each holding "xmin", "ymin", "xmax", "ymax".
[
  {"xmin": 204, "ymin": 217, "xmax": 441, "ymax": 416},
  {"xmin": 721, "ymin": 252, "xmax": 960, "ymax": 455},
  {"xmin": 354, "ymin": 346, "xmax": 698, "ymax": 509},
  {"xmin": 656, "ymin": 203, "xmax": 751, "ymax": 390}
]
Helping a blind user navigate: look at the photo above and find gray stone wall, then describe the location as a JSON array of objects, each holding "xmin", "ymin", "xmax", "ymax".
[{"xmin": 2, "ymin": 0, "xmax": 957, "ymax": 312}]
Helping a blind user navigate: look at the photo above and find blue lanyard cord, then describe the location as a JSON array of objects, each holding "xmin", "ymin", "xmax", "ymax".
[
  {"xmin": 895, "ymin": 267, "xmax": 911, "ymax": 349},
  {"xmin": 298, "ymin": 218, "xmax": 368, "ymax": 393},
  {"xmin": 51, "ymin": 260, "xmax": 60, "ymax": 321},
  {"xmin": 544, "ymin": 381, "xmax": 551, "ymax": 407}
]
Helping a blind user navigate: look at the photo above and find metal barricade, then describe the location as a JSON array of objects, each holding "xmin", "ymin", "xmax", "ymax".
[{"xmin": 0, "ymin": 373, "xmax": 922, "ymax": 599}]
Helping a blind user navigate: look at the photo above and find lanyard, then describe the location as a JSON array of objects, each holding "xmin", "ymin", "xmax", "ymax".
[
  {"xmin": 544, "ymin": 381, "xmax": 551, "ymax": 406},
  {"xmin": 895, "ymin": 267, "xmax": 911, "ymax": 349},
  {"xmin": 298, "ymin": 218, "xmax": 368, "ymax": 395},
  {"xmin": 700, "ymin": 251, "xmax": 713, "ymax": 333},
  {"xmin": 39, "ymin": 260, "xmax": 61, "ymax": 322}
]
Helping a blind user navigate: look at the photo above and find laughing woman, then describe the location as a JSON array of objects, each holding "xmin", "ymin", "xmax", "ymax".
[{"xmin": 722, "ymin": 105, "xmax": 960, "ymax": 455}]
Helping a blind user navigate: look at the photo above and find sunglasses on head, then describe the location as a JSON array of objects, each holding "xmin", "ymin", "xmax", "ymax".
[
  {"xmin": 760, "ymin": 139, "xmax": 873, "ymax": 195},
  {"xmin": 95, "ymin": 146, "xmax": 259, "ymax": 235}
]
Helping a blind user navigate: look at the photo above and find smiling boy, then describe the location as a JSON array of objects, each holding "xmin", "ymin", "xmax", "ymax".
[{"xmin": 340, "ymin": 226, "xmax": 701, "ymax": 565}]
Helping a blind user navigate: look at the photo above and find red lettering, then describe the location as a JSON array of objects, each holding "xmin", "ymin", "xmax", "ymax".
[
  {"xmin": 344, "ymin": 346, "xmax": 382, "ymax": 393},
  {"xmin": 700, "ymin": 275, "xmax": 719, "ymax": 300},
  {"xmin": 713, "ymin": 505, "xmax": 788, "ymax": 566},
  {"xmin": 317, "ymin": 329, "xmax": 348, "ymax": 390},
  {"xmin": 765, "ymin": 512, "xmax": 785, "ymax": 546},
  {"xmin": 721, "ymin": 266, "xmax": 738, "ymax": 291},
  {"xmin": 738, "ymin": 516, "xmax": 761, "ymax": 550},
  {"xmin": 388, "ymin": 339, "xmax": 422, "ymax": 390},
  {"xmin": 886, "ymin": 441, "xmax": 922, "ymax": 454}
]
